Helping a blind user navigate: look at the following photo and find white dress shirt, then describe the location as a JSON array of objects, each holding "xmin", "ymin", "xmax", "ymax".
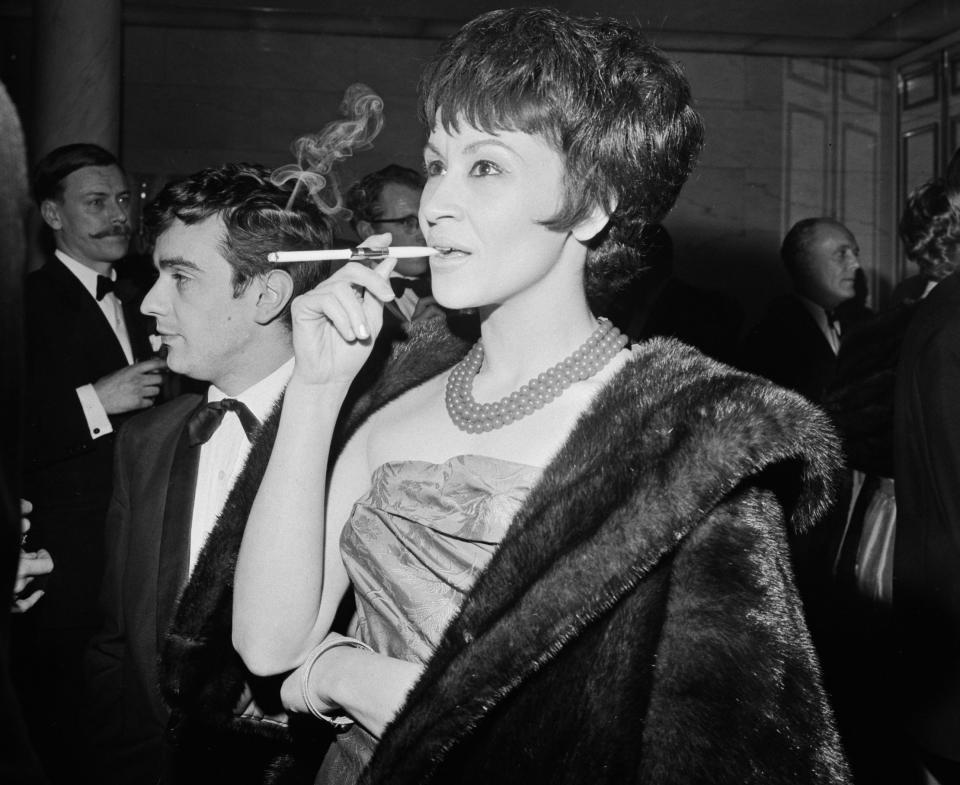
[
  {"xmin": 57, "ymin": 250, "xmax": 134, "ymax": 439},
  {"xmin": 188, "ymin": 357, "xmax": 295, "ymax": 571}
]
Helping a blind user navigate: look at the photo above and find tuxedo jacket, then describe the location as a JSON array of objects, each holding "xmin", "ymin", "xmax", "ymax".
[
  {"xmin": 739, "ymin": 293, "xmax": 838, "ymax": 405},
  {"xmin": 23, "ymin": 254, "xmax": 153, "ymax": 629},
  {"xmin": 86, "ymin": 392, "xmax": 203, "ymax": 785},
  {"xmin": 893, "ymin": 271, "xmax": 960, "ymax": 761}
]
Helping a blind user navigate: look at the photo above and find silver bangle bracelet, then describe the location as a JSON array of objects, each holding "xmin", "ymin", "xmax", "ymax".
[{"xmin": 299, "ymin": 636, "xmax": 374, "ymax": 727}]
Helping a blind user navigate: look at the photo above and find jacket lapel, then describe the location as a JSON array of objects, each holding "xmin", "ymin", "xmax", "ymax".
[
  {"xmin": 47, "ymin": 257, "xmax": 134, "ymax": 369},
  {"xmin": 156, "ymin": 416, "xmax": 201, "ymax": 650}
]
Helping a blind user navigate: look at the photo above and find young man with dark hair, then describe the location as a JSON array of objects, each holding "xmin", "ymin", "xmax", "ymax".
[{"xmin": 86, "ymin": 163, "xmax": 334, "ymax": 785}]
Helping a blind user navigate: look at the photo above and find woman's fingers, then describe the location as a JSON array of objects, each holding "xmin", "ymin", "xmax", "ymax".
[{"xmin": 294, "ymin": 261, "xmax": 397, "ymax": 336}]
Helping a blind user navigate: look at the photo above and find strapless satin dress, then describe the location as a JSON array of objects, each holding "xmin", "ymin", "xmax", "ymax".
[{"xmin": 315, "ymin": 455, "xmax": 541, "ymax": 785}]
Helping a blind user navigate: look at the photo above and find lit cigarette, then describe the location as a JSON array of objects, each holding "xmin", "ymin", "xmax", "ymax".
[{"xmin": 268, "ymin": 246, "xmax": 439, "ymax": 263}]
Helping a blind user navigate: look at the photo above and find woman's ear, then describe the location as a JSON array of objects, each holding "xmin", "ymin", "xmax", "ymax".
[
  {"xmin": 255, "ymin": 269, "xmax": 294, "ymax": 325},
  {"xmin": 572, "ymin": 201, "xmax": 614, "ymax": 244}
]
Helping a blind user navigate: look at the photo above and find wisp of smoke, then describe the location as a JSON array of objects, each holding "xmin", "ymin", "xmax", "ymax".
[{"xmin": 271, "ymin": 83, "xmax": 385, "ymax": 215}]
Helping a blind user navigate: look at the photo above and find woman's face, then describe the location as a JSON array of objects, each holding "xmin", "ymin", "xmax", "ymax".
[{"xmin": 420, "ymin": 121, "xmax": 583, "ymax": 311}]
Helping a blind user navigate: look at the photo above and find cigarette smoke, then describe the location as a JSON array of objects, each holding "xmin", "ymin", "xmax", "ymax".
[{"xmin": 271, "ymin": 83, "xmax": 385, "ymax": 215}]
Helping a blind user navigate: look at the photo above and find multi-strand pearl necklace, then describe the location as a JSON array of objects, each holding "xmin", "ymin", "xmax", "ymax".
[{"xmin": 445, "ymin": 317, "xmax": 628, "ymax": 434}]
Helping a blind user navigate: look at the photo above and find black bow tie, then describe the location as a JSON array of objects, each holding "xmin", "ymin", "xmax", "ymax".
[
  {"xmin": 96, "ymin": 275, "xmax": 116, "ymax": 301},
  {"xmin": 390, "ymin": 276, "xmax": 432, "ymax": 299},
  {"xmin": 187, "ymin": 398, "xmax": 260, "ymax": 447}
]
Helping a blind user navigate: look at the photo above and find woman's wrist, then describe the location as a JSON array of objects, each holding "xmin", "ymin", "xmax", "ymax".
[
  {"xmin": 286, "ymin": 371, "xmax": 352, "ymax": 398},
  {"xmin": 300, "ymin": 636, "xmax": 373, "ymax": 725}
]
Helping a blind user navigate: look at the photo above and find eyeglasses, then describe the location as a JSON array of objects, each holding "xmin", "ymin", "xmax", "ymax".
[{"xmin": 374, "ymin": 215, "xmax": 420, "ymax": 232}]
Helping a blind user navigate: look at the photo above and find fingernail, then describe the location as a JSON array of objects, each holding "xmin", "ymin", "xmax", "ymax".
[{"xmin": 356, "ymin": 324, "xmax": 369, "ymax": 340}]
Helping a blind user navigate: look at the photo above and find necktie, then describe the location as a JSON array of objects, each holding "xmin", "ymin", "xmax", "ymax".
[
  {"xmin": 825, "ymin": 309, "xmax": 842, "ymax": 337},
  {"xmin": 824, "ymin": 309, "xmax": 842, "ymax": 354},
  {"xmin": 390, "ymin": 276, "xmax": 432, "ymax": 299},
  {"xmin": 187, "ymin": 399, "xmax": 260, "ymax": 447},
  {"xmin": 96, "ymin": 275, "xmax": 116, "ymax": 301}
]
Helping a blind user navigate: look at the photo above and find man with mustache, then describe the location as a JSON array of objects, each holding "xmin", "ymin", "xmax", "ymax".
[{"xmin": 16, "ymin": 143, "xmax": 164, "ymax": 784}]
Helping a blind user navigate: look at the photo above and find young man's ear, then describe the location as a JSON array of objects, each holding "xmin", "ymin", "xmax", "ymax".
[
  {"xmin": 40, "ymin": 199, "xmax": 63, "ymax": 231},
  {"xmin": 254, "ymin": 269, "xmax": 294, "ymax": 325},
  {"xmin": 571, "ymin": 200, "xmax": 614, "ymax": 244}
]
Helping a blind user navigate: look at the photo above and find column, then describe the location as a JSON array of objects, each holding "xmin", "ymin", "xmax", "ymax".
[{"xmin": 34, "ymin": 0, "xmax": 122, "ymax": 158}]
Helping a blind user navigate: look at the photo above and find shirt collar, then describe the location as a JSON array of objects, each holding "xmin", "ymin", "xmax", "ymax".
[
  {"xmin": 206, "ymin": 356, "xmax": 295, "ymax": 422},
  {"xmin": 56, "ymin": 249, "xmax": 115, "ymax": 300}
]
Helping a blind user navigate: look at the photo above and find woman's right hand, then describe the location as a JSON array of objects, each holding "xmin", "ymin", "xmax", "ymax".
[{"xmin": 289, "ymin": 240, "xmax": 397, "ymax": 387}]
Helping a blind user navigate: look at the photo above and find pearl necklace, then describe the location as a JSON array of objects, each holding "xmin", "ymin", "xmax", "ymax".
[{"xmin": 445, "ymin": 317, "xmax": 628, "ymax": 434}]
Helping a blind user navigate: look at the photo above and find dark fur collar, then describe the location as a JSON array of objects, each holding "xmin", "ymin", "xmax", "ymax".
[{"xmin": 363, "ymin": 334, "xmax": 841, "ymax": 778}]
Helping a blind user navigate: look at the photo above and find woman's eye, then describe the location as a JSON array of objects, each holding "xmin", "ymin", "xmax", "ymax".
[
  {"xmin": 469, "ymin": 160, "xmax": 501, "ymax": 177},
  {"xmin": 424, "ymin": 159, "xmax": 445, "ymax": 177}
]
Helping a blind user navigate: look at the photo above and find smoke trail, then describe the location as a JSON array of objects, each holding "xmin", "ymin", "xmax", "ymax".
[{"xmin": 271, "ymin": 83, "xmax": 385, "ymax": 214}]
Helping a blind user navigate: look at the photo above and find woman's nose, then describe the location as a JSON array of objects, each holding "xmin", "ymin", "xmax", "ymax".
[{"xmin": 420, "ymin": 176, "xmax": 460, "ymax": 225}]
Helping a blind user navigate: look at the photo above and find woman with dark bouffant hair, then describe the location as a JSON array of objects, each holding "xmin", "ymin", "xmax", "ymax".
[{"xmin": 233, "ymin": 8, "xmax": 850, "ymax": 783}]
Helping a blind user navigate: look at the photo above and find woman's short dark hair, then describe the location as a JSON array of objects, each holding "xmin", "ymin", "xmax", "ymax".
[
  {"xmin": 144, "ymin": 163, "xmax": 333, "ymax": 327},
  {"xmin": 418, "ymin": 7, "xmax": 704, "ymax": 289},
  {"xmin": 899, "ymin": 176, "xmax": 960, "ymax": 282}
]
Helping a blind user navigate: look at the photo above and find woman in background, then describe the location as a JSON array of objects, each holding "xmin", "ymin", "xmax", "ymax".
[{"xmin": 234, "ymin": 8, "xmax": 850, "ymax": 784}]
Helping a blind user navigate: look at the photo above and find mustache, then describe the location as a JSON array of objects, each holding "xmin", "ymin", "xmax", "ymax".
[{"xmin": 90, "ymin": 227, "xmax": 131, "ymax": 239}]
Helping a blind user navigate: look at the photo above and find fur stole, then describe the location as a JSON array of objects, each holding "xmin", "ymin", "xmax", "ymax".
[{"xmin": 361, "ymin": 336, "xmax": 848, "ymax": 784}]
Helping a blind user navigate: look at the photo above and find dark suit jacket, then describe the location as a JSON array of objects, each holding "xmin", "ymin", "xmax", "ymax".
[
  {"xmin": 23, "ymin": 255, "xmax": 153, "ymax": 630},
  {"xmin": 739, "ymin": 293, "xmax": 838, "ymax": 405},
  {"xmin": 86, "ymin": 392, "xmax": 203, "ymax": 785},
  {"xmin": 893, "ymin": 271, "xmax": 960, "ymax": 761}
]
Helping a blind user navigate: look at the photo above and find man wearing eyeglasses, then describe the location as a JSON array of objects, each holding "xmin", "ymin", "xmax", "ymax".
[
  {"xmin": 342, "ymin": 164, "xmax": 461, "ymax": 408},
  {"xmin": 346, "ymin": 164, "xmax": 441, "ymax": 325}
]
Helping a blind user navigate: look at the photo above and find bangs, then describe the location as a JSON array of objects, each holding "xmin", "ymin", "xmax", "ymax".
[{"xmin": 421, "ymin": 77, "xmax": 564, "ymax": 150}]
